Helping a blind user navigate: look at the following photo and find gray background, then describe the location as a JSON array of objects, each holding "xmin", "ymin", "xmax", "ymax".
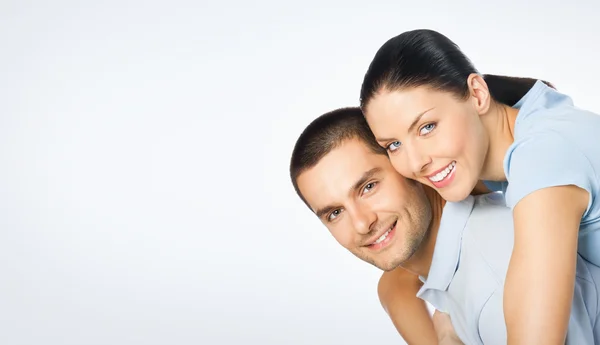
[{"xmin": 1, "ymin": 0, "xmax": 599, "ymax": 344}]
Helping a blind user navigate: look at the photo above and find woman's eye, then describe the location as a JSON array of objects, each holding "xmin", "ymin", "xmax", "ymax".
[
  {"xmin": 419, "ymin": 123, "xmax": 436, "ymax": 135},
  {"xmin": 387, "ymin": 141, "xmax": 401, "ymax": 152}
]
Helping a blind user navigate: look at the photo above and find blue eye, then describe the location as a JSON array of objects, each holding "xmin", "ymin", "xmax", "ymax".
[
  {"xmin": 328, "ymin": 209, "xmax": 342, "ymax": 221},
  {"xmin": 419, "ymin": 123, "xmax": 436, "ymax": 135},
  {"xmin": 387, "ymin": 141, "xmax": 401, "ymax": 152}
]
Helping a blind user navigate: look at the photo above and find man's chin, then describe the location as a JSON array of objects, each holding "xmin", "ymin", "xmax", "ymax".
[
  {"xmin": 372, "ymin": 257, "xmax": 404, "ymax": 272},
  {"xmin": 380, "ymin": 263, "xmax": 402, "ymax": 272},
  {"xmin": 353, "ymin": 250, "xmax": 405, "ymax": 271}
]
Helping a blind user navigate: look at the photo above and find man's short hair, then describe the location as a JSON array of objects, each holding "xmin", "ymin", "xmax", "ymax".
[{"xmin": 289, "ymin": 107, "xmax": 387, "ymax": 205}]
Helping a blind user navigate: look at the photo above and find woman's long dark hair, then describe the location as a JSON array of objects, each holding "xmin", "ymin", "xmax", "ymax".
[{"xmin": 360, "ymin": 29, "xmax": 553, "ymax": 109}]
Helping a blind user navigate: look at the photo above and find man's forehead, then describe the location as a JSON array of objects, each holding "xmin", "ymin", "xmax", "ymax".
[
  {"xmin": 314, "ymin": 139, "xmax": 387, "ymax": 175},
  {"xmin": 297, "ymin": 139, "xmax": 391, "ymax": 209},
  {"xmin": 333, "ymin": 138, "xmax": 386, "ymax": 166}
]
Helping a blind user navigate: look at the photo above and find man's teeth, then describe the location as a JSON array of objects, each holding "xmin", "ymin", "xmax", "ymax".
[
  {"xmin": 373, "ymin": 226, "xmax": 393, "ymax": 245},
  {"xmin": 428, "ymin": 161, "xmax": 456, "ymax": 183}
]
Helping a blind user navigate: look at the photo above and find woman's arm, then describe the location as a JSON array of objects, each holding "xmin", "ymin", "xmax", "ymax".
[
  {"xmin": 504, "ymin": 185, "xmax": 588, "ymax": 344},
  {"xmin": 377, "ymin": 268, "xmax": 438, "ymax": 344}
]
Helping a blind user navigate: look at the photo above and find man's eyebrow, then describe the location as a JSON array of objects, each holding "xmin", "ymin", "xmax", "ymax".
[
  {"xmin": 375, "ymin": 107, "xmax": 435, "ymax": 143},
  {"xmin": 315, "ymin": 205, "xmax": 337, "ymax": 219},
  {"xmin": 350, "ymin": 167, "xmax": 382, "ymax": 195},
  {"xmin": 314, "ymin": 167, "xmax": 382, "ymax": 219}
]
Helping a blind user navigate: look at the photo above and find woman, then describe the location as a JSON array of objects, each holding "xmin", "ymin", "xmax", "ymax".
[{"xmin": 359, "ymin": 29, "xmax": 600, "ymax": 344}]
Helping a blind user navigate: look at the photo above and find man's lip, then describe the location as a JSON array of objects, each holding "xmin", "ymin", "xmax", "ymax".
[
  {"xmin": 425, "ymin": 161, "xmax": 455, "ymax": 178},
  {"xmin": 364, "ymin": 220, "xmax": 397, "ymax": 246}
]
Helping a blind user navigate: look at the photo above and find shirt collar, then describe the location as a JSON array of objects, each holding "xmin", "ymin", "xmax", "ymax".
[
  {"xmin": 513, "ymin": 80, "xmax": 573, "ymax": 129},
  {"xmin": 417, "ymin": 196, "xmax": 475, "ymax": 295},
  {"xmin": 513, "ymin": 80, "xmax": 547, "ymax": 110}
]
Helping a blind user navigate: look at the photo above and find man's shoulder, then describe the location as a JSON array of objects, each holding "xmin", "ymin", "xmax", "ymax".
[
  {"xmin": 440, "ymin": 192, "xmax": 513, "ymax": 255},
  {"xmin": 467, "ymin": 193, "xmax": 513, "ymax": 231},
  {"xmin": 472, "ymin": 192, "xmax": 507, "ymax": 208},
  {"xmin": 441, "ymin": 194, "xmax": 513, "ymax": 344},
  {"xmin": 462, "ymin": 193, "xmax": 514, "ymax": 279}
]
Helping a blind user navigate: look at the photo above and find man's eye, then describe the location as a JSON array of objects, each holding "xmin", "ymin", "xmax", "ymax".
[
  {"xmin": 419, "ymin": 123, "xmax": 436, "ymax": 135},
  {"xmin": 387, "ymin": 141, "xmax": 401, "ymax": 152},
  {"xmin": 363, "ymin": 182, "xmax": 377, "ymax": 194},
  {"xmin": 328, "ymin": 209, "xmax": 342, "ymax": 221}
]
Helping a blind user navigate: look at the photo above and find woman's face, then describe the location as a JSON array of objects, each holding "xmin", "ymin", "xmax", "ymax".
[{"xmin": 364, "ymin": 81, "xmax": 490, "ymax": 202}]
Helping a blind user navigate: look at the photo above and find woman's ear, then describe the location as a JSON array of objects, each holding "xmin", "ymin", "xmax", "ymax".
[{"xmin": 467, "ymin": 73, "xmax": 491, "ymax": 115}]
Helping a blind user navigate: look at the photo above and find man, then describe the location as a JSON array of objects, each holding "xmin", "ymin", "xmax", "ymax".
[{"xmin": 289, "ymin": 107, "xmax": 600, "ymax": 345}]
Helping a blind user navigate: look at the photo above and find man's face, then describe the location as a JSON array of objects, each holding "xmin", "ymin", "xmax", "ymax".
[{"xmin": 297, "ymin": 138, "xmax": 432, "ymax": 271}]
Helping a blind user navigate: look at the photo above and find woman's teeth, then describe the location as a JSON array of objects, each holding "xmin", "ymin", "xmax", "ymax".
[{"xmin": 429, "ymin": 161, "xmax": 456, "ymax": 183}]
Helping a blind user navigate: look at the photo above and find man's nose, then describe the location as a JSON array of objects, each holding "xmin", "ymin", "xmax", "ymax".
[{"xmin": 349, "ymin": 204, "xmax": 377, "ymax": 235}]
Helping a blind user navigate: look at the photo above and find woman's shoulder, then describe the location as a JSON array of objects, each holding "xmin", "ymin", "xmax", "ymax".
[
  {"xmin": 503, "ymin": 131, "xmax": 599, "ymax": 211},
  {"xmin": 514, "ymin": 82, "xmax": 600, "ymax": 138}
]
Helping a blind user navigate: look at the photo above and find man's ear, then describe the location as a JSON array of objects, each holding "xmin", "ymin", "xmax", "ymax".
[{"xmin": 467, "ymin": 73, "xmax": 491, "ymax": 115}]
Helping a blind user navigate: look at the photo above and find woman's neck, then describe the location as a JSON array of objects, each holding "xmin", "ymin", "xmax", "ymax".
[{"xmin": 479, "ymin": 101, "xmax": 520, "ymax": 182}]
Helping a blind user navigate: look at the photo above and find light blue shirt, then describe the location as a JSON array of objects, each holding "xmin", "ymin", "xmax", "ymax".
[
  {"xmin": 417, "ymin": 193, "xmax": 600, "ymax": 345},
  {"xmin": 484, "ymin": 80, "xmax": 600, "ymax": 266}
]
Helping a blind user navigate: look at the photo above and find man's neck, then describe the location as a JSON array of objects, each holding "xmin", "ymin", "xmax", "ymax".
[
  {"xmin": 479, "ymin": 102, "xmax": 519, "ymax": 181},
  {"xmin": 400, "ymin": 186, "xmax": 446, "ymax": 278}
]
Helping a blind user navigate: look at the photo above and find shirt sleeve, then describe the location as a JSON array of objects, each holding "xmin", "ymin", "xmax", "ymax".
[{"xmin": 504, "ymin": 133, "xmax": 594, "ymax": 216}]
